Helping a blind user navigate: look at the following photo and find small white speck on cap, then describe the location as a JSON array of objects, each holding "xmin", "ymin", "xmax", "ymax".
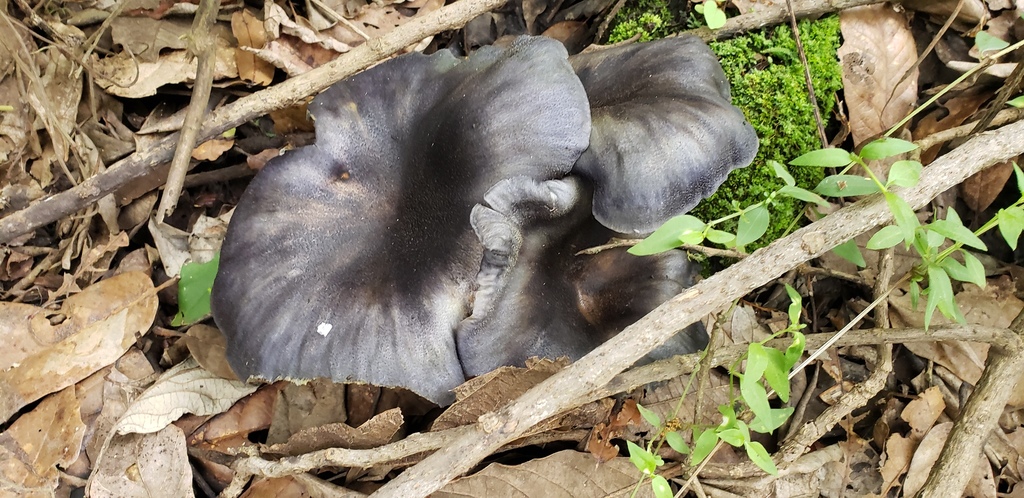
[{"xmin": 317, "ymin": 322, "xmax": 333, "ymax": 337}]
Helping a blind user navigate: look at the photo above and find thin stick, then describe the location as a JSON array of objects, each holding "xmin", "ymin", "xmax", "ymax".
[{"xmin": 156, "ymin": 0, "xmax": 221, "ymax": 223}]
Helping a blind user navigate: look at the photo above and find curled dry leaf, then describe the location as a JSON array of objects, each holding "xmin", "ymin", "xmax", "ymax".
[
  {"xmin": 0, "ymin": 271, "xmax": 158, "ymax": 422},
  {"xmin": 435, "ymin": 449, "xmax": 656, "ymax": 498},
  {"xmin": 113, "ymin": 357, "xmax": 257, "ymax": 435},
  {"xmin": 0, "ymin": 386, "xmax": 85, "ymax": 496},
  {"xmin": 431, "ymin": 359, "xmax": 566, "ymax": 431},
  {"xmin": 185, "ymin": 324, "xmax": 237, "ymax": 380},
  {"xmin": 838, "ymin": 4, "xmax": 918, "ymax": 145},
  {"xmin": 191, "ymin": 137, "xmax": 235, "ymax": 161},
  {"xmin": 265, "ymin": 407, "xmax": 404, "ymax": 456},
  {"xmin": 88, "ymin": 425, "xmax": 194, "ymax": 498},
  {"xmin": 231, "ymin": 9, "xmax": 275, "ymax": 86},
  {"xmin": 91, "ymin": 36, "xmax": 239, "ymax": 99},
  {"xmin": 900, "ymin": 386, "xmax": 946, "ymax": 439}
]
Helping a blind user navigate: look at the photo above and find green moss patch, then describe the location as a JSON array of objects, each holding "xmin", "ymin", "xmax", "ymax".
[{"xmin": 607, "ymin": 8, "xmax": 843, "ymax": 247}]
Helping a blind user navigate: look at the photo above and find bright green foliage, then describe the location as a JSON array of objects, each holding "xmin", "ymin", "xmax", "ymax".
[{"xmin": 172, "ymin": 254, "xmax": 220, "ymax": 326}]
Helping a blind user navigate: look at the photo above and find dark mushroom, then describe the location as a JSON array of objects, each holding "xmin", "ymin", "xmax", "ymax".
[
  {"xmin": 212, "ymin": 36, "xmax": 591, "ymax": 404},
  {"xmin": 212, "ymin": 35, "xmax": 757, "ymax": 405},
  {"xmin": 456, "ymin": 176, "xmax": 705, "ymax": 377},
  {"xmin": 569, "ymin": 36, "xmax": 760, "ymax": 235}
]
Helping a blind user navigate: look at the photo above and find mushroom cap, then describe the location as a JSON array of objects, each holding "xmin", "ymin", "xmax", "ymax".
[
  {"xmin": 569, "ymin": 36, "xmax": 760, "ymax": 235},
  {"xmin": 456, "ymin": 176, "xmax": 705, "ymax": 377},
  {"xmin": 211, "ymin": 36, "xmax": 591, "ymax": 404}
]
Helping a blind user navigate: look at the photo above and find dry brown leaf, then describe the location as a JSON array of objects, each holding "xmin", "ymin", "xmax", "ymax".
[
  {"xmin": 641, "ymin": 369, "xmax": 731, "ymax": 429},
  {"xmin": 962, "ymin": 160, "xmax": 1016, "ymax": 213},
  {"xmin": 191, "ymin": 137, "xmax": 235, "ymax": 161},
  {"xmin": 902, "ymin": 0, "xmax": 990, "ymax": 27},
  {"xmin": 893, "ymin": 277, "xmax": 1024, "ymax": 389},
  {"xmin": 264, "ymin": 407, "xmax": 403, "ymax": 456},
  {"xmin": 838, "ymin": 4, "xmax": 918, "ymax": 145},
  {"xmin": 113, "ymin": 357, "xmax": 257, "ymax": 435},
  {"xmin": 88, "ymin": 425, "xmax": 194, "ymax": 498},
  {"xmin": 240, "ymin": 476, "xmax": 313, "ymax": 498},
  {"xmin": 328, "ymin": 0, "xmax": 443, "ymax": 47},
  {"xmin": 190, "ymin": 382, "xmax": 281, "ymax": 450},
  {"xmin": 435, "ymin": 450, "xmax": 655, "ymax": 498},
  {"xmin": 0, "ymin": 387, "xmax": 85, "ymax": 496},
  {"xmin": 432, "ymin": 359, "xmax": 566, "ymax": 431},
  {"xmin": 0, "ymin": 271, "xmax": 158, "ymax": 421},
  {"xmin": 91, "ymin": 39, "xmax": 239, "ymax": 99},
  {"xmin": 880, "ymin": 432, "xmax": 915, "ymax": 495},
  {"xmin": 903, "ymin": 422, "xmax": 953, "ymax": 496},
  {"xmin": 267, "ymin": 379, "xmax": 347, "ymax": 445},
  {"xmin": 911, "ymin": 90, "xmax": 992, "ymax": 164},
  {"xmin": 231, "ymin": 9, "xmax": 275, "ymax": 86},
  {"xmin": 900, "ymin": 386, "xmax": 945, "ymax": 439},
  {"xmin": 185, "ymin": 324, "xmax": 237, "ymax": 380}
]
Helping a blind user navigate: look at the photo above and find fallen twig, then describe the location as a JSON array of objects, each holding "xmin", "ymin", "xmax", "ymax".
[
  {"xmin": 372, "ymin": 120, "xmax": 1024, "ymax": 497},
  {"xmin": 155, "ymin": 0, "xmax": 221, "ymax": 222},
  {"xmin": 0, "ymin": 0, "xmax": 507, "ymax": 245},
  {"xmin": 915, "ymin": 309, "xmax": 1024, "ymax": 497}
]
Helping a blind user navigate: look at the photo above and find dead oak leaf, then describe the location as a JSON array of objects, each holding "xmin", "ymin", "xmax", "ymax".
[{"xmin": 838, "ymin": 4, "xmax": 918, "ymax": 145}]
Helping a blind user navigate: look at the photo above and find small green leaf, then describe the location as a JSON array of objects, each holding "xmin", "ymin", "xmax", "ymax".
[
  {"xmin": 886, "ymin": 160, "xmax": 922, "ymax": 188},
  {"xmin": 790, "ymin": 148, "xmax": 855, "ymax": 167},
  {"xmin": 940, "ymin": 251, "xmax": 986, "ymax": 288},
  {"xmin": 706, "ymin": 228, "xmax": 736, "ymax": 245},
  {"xmin": 929, "ymin": 209, "xmax": 986, "ymax": 250},
  {"xmin": 745, "ymin": 441, "xmax": 779, "ymax": 475},
  {"xmin": 637, "ymin": 403, "xmax": 662, "ymax": 428},
  {"xmin": 627, "ymin": 440, "xmax": 662, "ymax": 475},
  {"xmin": 749, "ymin": 406, "xmax": 794, "ymax": 434},
  {"xmin": 924, "ymin": 265, "xmax": 954, "ymax": 329},
  {"xmin": 998, "ymin": 206, "xmax": 1024, "ymax": 250},
  {"xmin": 866, "ymin": 225, "xmax": 904, "ymax": 250},
  {"xmin": 832, "ymin": 239, "xmax": 866, "ymax": 267},
  {"xmin": 910, "ymin": 280, "xmax": 921, "ymax": 309},
  {"xmin": 1014, "ymin": 162, "xmax": 1024, "ymax": 195},
  {"xmin": 665, "ymin": 431, "xmax": 690, "ymax": 455},
  {"xmin": 814, "ymin": 175, "xmax": 881, "ymax": 197},
  {"xmin": 778, "ymin": 185, "xmax": 829, "ymax": 207},
  {"xmin": 960, "ymin": 251, "xmax": 986, "ymax": 289},
  {"xmin": 703, "ymin": 0, "xmax": 727, "ymax": 29},
  {"xmin": 691, "ymin": 429, "xmax": 719, "ymax": 465},
  {"xmin": 172, "ymin": 254, "xmax": 220, "ymax": 326},
  {"xmin": 784, "ymin": 284, "xmax": 802, "ymax": 326},
  {"xmin": 739, "ymin": 365, "xmax": 772, "ymax": 422},
  {"xmin": 860, "ymin": 138, "xmax": 918, "ymax": 160},
  {"xmin": 885, "ymin": 192, "xmax": 920, "ymax": 246},
  {"xmin": 760, "ymin": 348, "xmax": 790, "ymax": 402},
  {"xmin": 784, "ymin": 332, "xmax": 805, "ymax": 367},
  {"xmin": 630, "ymin": 214, "xmax": 707, "ymax": 255},
  {"xmin": 651, "ymin": 476, "xmax": 672, "ymax": 498},
  {"xmin": 736, "ymin": 205, "xmax": 770, "ymax": 246},
  {"xmin": 1008, "ymin": 95, "xmax": 1024, "ymax": 108},
  {"xmin": 771, "ymin": 160, "xmax": 796, "ymax": 186},
  {"xmin": 718, "ymin": 427, "xmax": 746, "ymax": 447},
  {"xmin": 975, "ymin": 31, "xmax": 1010, "ymax": 55}
]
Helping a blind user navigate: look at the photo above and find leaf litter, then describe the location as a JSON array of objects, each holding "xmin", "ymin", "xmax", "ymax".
[{"xmin": 3, "ymin": 0, "xmax": 1024, "ymax": 496}]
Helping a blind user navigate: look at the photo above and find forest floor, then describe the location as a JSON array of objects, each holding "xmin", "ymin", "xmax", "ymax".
[{"xmin": 2, "ymin": 0, "xmax": 1024, "ymax": 497}]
